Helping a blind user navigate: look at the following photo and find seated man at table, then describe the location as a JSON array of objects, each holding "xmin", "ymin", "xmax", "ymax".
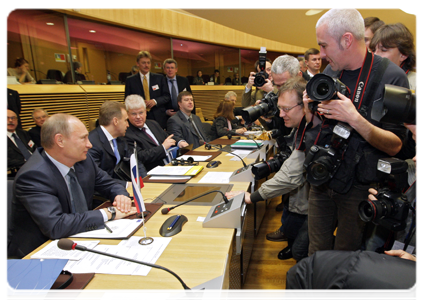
[
  {"xmin": 124, "ymin": 94, "xmax": 189, "ymax": 172},
  {"xmin": 9, "ymin": 113, "xmax": 137, "ymax": 258},
  {"xmin": 89, "ymin": 101, "xmax": 147, "ymax": 185},
  {"xmin": 167, "ymin": 91, "xmax": 210, "ymax": 149}
]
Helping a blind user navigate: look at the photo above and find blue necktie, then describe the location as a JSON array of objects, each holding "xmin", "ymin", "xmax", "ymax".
[
  {"xmin": 12, "ymin": 133, "xmax": 32, "ymax": 160},
  {"xmin": 112, "ymin": 139, "xmax": 120, "ymax": 164},
  {"xmin": 170, "ymin": 79, "xmax": 178, "ymax": 110}
]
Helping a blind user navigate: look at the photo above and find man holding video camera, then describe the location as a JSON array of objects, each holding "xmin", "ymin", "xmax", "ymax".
[{"xmin": 303, "ymin": 9, "xmax": 409, "ymax": 256}]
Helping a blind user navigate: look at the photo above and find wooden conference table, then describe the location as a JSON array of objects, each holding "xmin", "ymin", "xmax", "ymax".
[{"xmin": 24, "ymin": 142, "xmax": 255, "ymax": 290}]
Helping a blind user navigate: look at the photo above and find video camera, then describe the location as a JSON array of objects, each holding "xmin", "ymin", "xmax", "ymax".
[
  {"xmin": 241, "ymin": 91, "xmax": 279, "ymax": 125},
  {"xmin": 306, "ymin": 73, "xmax": 349, "ymax": 112},
  {"xmin": 303, "ymin": 122, "xmax": 352, "ymax": 186},
  {"xmin": 253, "ymin": 47, "xmax": 269, "ymax": 87},
  {"xmin": 358, "ymin": 157, "xmax": 410, "ymax": 231},
  {"xmin": 371, "ymin": 84, "xmax": 415, "ymax": 125}
]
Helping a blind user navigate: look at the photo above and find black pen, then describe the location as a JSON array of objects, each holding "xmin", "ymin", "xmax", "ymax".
[
  {"xmin": 104, "ymin": 223, "xmax": 113, "ymax": 233},
  {"xmin": 167, "ymin": 215, "xmax": 181, "ymax": 231}
]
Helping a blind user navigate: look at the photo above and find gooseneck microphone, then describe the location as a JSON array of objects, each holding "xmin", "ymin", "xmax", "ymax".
[
  {"xmin": 205, "ymin": 143, "xmax": 247, "ymax": 168},
  {"xmin": 161, "ymin": 190, "xmax": 229, "ymax": 215},
  {"xmin": 57, "ymin": 239, "xmax": 190, "ymax": 290}
]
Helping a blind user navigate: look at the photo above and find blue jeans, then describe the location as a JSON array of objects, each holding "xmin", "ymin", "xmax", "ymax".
[{"xmin": 308, "ymin": 184, "xmax": 367, "ymax": 256}]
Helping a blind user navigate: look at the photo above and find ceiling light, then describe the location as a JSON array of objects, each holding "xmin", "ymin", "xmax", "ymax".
[
  {"xmin": 89, "ymin": 30, "xmax": 96, "ymax": 33},
  {"xmin": 305, "ymin": 9, "xmax": 323, "ymax": 16},
  {"xmin": 46, "ymin": 22, "xmax": 54, "ymax": 26}
]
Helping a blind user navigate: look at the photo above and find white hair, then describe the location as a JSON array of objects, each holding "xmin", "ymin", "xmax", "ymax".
[
  {"xmin": 271, "ymin": 55, "xmax": 300, "ymax": 77},
  {"xmin": 316, "ymin": 9, "xmax": 365, "ymax": 43},
  {"xmin": 125, "ymin": 94, "xmax": 146, "ymax": 110}
]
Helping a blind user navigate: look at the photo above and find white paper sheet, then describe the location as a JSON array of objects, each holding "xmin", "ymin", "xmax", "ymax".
[
  {"xmin": 69, "ymin": 219, "xmax": 144, "ymax": 239},
  {"xmin": 198, "ymin": 172, "xmax": 232, "ymax": 183},
  {"xmin": 30, "ymin": 240, "xmax": 100, "ymax": 260}
]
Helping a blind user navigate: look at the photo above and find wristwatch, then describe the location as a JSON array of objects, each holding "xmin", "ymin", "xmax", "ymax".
[{"xmin": 107, "ymin": 206, "xmax": 116, "ymax": 221}]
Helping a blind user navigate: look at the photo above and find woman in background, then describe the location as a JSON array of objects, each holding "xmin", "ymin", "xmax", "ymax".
[
  {"xmin": 193, "ymin": 70, "xmax": 205, "ymax": 85},
  {"xmin": 7, "ymin": 58, "xmax": 36, "ymax": 84},
  {"xmin": 210, "ymin": 100, "xmax": 246, "ymax": 140}
]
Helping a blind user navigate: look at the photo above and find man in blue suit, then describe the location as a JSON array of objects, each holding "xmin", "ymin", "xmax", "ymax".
[
  {"xmin": 88, "ymin": 101, "xmax": 147, "ymax": 185},
  {"xmin": 9, "ymin": 114, "xmax": 137, "ymax": 258},
  {"xmin": 125, "ymin": 51, "xmax": 171, "ymax": 129}
]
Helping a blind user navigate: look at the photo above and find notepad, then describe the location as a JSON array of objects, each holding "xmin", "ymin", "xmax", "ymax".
[{"xmin": 147, "ymin": 165, "xmax": 204, "ymax": 176}]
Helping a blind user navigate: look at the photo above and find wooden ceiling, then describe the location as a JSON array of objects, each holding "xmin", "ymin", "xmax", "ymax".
[{"xmin": 181, "ymin": 9, "xmax": 416, "ymax": 50}]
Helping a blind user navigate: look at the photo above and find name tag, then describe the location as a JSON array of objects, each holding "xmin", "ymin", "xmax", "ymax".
[{"xmin": 152, "ymin": 84, "xmax": 159, "ymax": 91}]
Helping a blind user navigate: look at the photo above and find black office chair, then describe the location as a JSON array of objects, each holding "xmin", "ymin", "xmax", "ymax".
[
  {"xmin": 241, "ymin": 76, "xmax": 248, "ymax": 84},
  {"xmin": 201, "ymin": 122, "xmax": 213, "ymax": 140},
  {"xmin": 186, "ymin": 75, "xmax": 194, "ymax": 85},
  {"xmin": 7, "ymin": 180, "xmax": 16, "ymax": 258},
  {"xmin": 202, "ymin": 74, "xmax": 210, "ymax": 84},
  {"xmin": 224, "ymin": 77, "xmax": 232, "ymax": 85},
  {"xmin": 119, "ymin": 72, "xmax": 131, "ymax": 83},
  {"xmin": 46, "ymin": 69, "xmax": 64, "ymax": 82}
]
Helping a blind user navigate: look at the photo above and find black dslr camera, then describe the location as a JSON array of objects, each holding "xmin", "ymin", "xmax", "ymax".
[
  {"xmin": 253, "ymin": 47, "xmax": 269, "ymax": 87},
  {"xmin": 306, "ymin": 73, "xmax": 349, "ymax": 112},
  {"xmin": 251, "ymin": 151, "xmax": 290, "ymax": 180},
  {"xmin": 358, "ymin": 157, "xmax": 411, "ymax": 231},
  {"xmin": 304, "ymin": 122, "xmax": 352, "ymax": 186},
  {"xmin": 241, "ymin": 91, "xmax": 278, "ymax": 125}
]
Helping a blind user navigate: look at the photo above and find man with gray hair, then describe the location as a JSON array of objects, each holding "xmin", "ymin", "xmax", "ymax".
[
  {"xmin": 9, "ymin": 113, "xmax": 136, "ymax": 258},
  {"xmin": 28, "ymin": 108, "xmax": 48, "ymax": 147},
  {"xmin": 303, "ymin": 8, "xmax": 408, "ymax": 256},
  {"xmin": 124, "ymin": 94, "xmax": 188, "ymax": 172}
]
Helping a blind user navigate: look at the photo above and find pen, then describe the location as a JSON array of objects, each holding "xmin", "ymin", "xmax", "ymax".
[
  {"xmin": 104, "ymin": 223, "xmax": 113, "ymax": 233},
  {"xmin": 167, "ymin": 215, "xmax": 181, "ymax": 231}
]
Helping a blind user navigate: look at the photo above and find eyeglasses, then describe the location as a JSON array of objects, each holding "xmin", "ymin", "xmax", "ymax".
[
  {"xmin": 278, "ymin": 103, "xmax": 303, "ymax": 112},
  {"xmin": 7, "ymin": 116, "xmax": 17, "ymax": 121}
]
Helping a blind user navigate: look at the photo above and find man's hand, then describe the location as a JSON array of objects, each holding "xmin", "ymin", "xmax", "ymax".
[
  {"xmin": 317, "ymin": 92, "xmax": 360, "ymax": 124},
  {"xmin": 260, "ymin": 79, "xmax": 274, "ymax": 93},
  {"xmin": 246, "ymin": 72, "xmax": 256, "ymax": 89},
  {"xmin": 113, "ymin": 195, "xmax": 133, "ymax": 213},
  {"xmin": 178, "ymin": 140, "xmax": 189, "ymax": 148},
  {"xmin": 235, "ymin": 127, "xmax": 247, "ymax": 135},
  {"xmin": 145, "ymin": 99, "xmax": 157, "ymax": 109},
  {"xmin": 302, "ymin": 90, "xmax": 314, "ymax": 123},
  {"xmin": 162, "ymin": 134, "xmax": 176, "ymax": 149},
  {"xmin": 368, "ymin": 188, "xmax": 378, "ymax": 201},
  {"xmin": 166, "ymin": 109, "xmax": 177, "ymax": 117},
  {"xmin": 384, "ymin": 249, "xmax": 416, "ymax": 261},
  {"xmin": 225, "ymin": 191, "xmax": 251, "ymax": 204}
]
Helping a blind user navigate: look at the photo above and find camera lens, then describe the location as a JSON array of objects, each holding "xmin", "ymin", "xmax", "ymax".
[
  {"xmin": 316, "ymin": 82, "xmax": 330, "ymax": 97},
  {"xmin": 358, "ymin": 199, "xmax": 391, "ymax": 222},
  {"xmin": 254, "ymin": 74, "xmax": 266, "ymax": 87},
  {"xmin": 310, "ymin": 162, "xmax": 329, "ymax": 181}
]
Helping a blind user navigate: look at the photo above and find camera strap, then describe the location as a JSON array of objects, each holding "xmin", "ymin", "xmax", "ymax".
[
  {"xmin": 295, "ymin": 115, "xmax": 315, "ymax": 151},
  {"xmin": 339, "ymin": 50, "xmax": 374, "ymax": 111}
]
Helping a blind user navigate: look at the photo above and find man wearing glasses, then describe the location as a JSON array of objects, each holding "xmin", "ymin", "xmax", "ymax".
[{"xmin": 7, "ymin": 109, "xmax": 37, "ymax": 176}]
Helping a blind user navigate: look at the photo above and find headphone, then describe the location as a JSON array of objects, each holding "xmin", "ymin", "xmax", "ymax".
[
  {"xmin": 205, "ymin": 143, "xmax": 222, "ymax": 150},
  {"xmin": 171, "ymin": 156, "xmax": 198, "ymax": 166}
]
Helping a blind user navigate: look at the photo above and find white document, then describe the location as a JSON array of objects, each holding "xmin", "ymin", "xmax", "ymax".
[
  {"xmin": 149, "ymin": 176, "xmax": 191, "ymax": 180},
  {"xmin": 198, "ymin": 172, "xmax": 233, "ymax": 183},
  {"xmin": 63, "ymin": 236, "xmax": 172, "ymax": 276},
  {"xmin": 69, "ymin": 219, "xmax": 143, "ymax": 239},
  {"xmin": 177, "ymin": 155, "xmax": 212, "ymax": 162},
  {"xmin": 147, "ymin": 166, "xmax": 192, "ymax": 176},
  {"xmin": 100, "ymin": 292, "xmax": 170, "ymax": 300},
  {"xmin": 30, "ymin": 240, "xmax": 100, "ymax": 260},
  {"xmin": 226, "ymin": 150, "xmax": 252, "ymax": 161}
]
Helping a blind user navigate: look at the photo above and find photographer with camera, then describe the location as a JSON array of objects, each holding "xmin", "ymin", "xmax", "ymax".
[
  {"xmin": 302, "ymin": 9, "xmax": 409, "ymax": 257},
  {"xmin": 227, "ymin": 76, "xmax": 321, "ymax": 261}
]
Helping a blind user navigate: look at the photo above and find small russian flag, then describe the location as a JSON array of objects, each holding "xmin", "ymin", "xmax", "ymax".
[{"xmin": 130, "ymin": 154, "xmax": 146, "ymax": 213}]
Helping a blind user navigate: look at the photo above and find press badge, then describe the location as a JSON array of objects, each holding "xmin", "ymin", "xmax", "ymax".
[
  {"xmin": 152, "ymin": 84, "xmax": 159, "ymax": 91},
  {"xmin": 28, "ymin": 140, "xmax": 34, "ymax": 148}
]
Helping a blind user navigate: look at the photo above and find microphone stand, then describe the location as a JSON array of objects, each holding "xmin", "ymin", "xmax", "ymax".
[
  {"xmin": 58, "ymin": 239, "xmax": 190, "ymax": 290},
  {"xmin": 205, "ymin": 143, "xmax": 247, "ymax": 168},
  {"xmin": 162, "ymin": 190, "xmax": 229, "ymax": 215},
  {"xmin": 134, "ymin": 141, "xmax": 154, "ymax": 246}
]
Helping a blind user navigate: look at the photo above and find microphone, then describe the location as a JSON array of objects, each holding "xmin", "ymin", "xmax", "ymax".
[
  {"xmin": 205, "ymin": 142, "xmax": 247, "ymax": 168},
  {"xmin": 161, "ymin": 190, "xmax": 229, "ymax": 215},
  {"xmin": 57, "ymin": 238, "xmax": 190, "ymax": 290}
]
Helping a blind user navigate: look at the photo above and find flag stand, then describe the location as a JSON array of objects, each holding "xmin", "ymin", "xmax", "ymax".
[{"xmin": 133, "ymin": 142, "xmax": 154, "ymax": 245}]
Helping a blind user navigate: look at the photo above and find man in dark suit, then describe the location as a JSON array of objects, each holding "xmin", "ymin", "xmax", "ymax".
[
  {"xmin": 7, "ymin": 88, "xmax": 22, "ymax": 128},
  {"xmin": 124, "ymin": 95, "xmax": 189, "ymax": 172},
  {"xmin": 7, "ymin": 109, "xmax": 37, "ymax": 176},
  {"xmin": 28, "ymin": 108, "xmax": 49, "ymax": 148},
  {"xmin": 124, "ymin": 51, "xmax": 171, "ymax": 129},
  {"xmin": 9, "ymin": 113, "xmax": 137, "ymax": 258},
  {"xmin": 88, "ymin": 101, "xmax": 147, "ymax": 185},
  {"xmin": 167, "ymin": 91, "xmax": 209, "ymax": 149},
  {"xmin": 162, "ymin": 58, "xmax": 193, "ymax": 118}
]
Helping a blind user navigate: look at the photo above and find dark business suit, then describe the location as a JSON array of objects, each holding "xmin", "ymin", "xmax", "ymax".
[
  {"xmin": 125, "ymin": 72, "xmax": 171, "ymax": 129},
  {"xmin": 88, "ymin": 126, "xmax": 147, "ymax": 185},
  {"xmin": 124, "ymin": 120, "xmax": 180, "ymax": 172},
  {"xmin": 210, "ymin": 116, "xmax": 245, "ymax": 141},
  {"xmin": 7, "ymin": 129, "xmax": 37, "ymax": 171},
  {"xmin": 165, "ymin": 75, "xmax": 192, "ymax": 111},
  {"xmin": 167, "ymin": 110, "xmax": 209, "ymax": 149},
  {"xmin": 9, "ymin": 148, "xmax": 128, "ymax": 258},
  {"xmin": 7, "ymin": 88, "xmax": 22, "ymax": 128},
  {"xmin": 28, "ymin": 125, "xmax": 41, "ymax": 149}
]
